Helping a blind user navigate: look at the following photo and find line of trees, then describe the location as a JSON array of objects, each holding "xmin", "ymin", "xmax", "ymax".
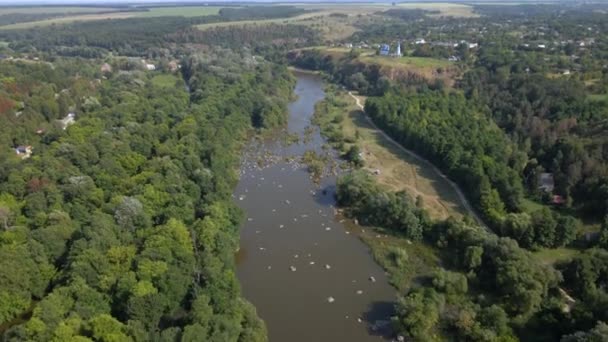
[{"xmin": 0, "ymin": 6, "xmax": 314, "ymax": 58}]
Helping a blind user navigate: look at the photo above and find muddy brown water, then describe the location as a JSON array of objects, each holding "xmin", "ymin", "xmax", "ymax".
[{"xmin": 235, "ymin": 72, "xmax": 397, "ymax": 342}]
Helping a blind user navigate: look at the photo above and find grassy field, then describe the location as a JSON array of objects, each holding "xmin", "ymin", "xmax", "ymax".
[
  {"xmin": 309, "ymin": 47, "xmax": 452, "ymax": 69},
  {"xmin": 291, "ymin": 2, "xmax": 476, "ymax": 18},
  {"xmin": 362, "ymin": 231, "xmax": 440, "ymax": 291},
  {"xmin": 0, "ymin": 6, "xmax": 223, "ymax": 30},
  {"xmin": 151, "ymin": 74, "xmax": 180, "ymax": 88},
  {"xmin": 196, "ymin": 10, "xmax": 336, "ymax": 29},
  {"xmin": 534, "ymin": 247, "xmax": 580, "ymax": 265},
  {"xmin": 0, "ymin": 12, "xmax": 136, "ymax": 30},
  {"xmin": 589, "ymin": 94, "xmax": 608, "ymax": 102},
  {"xmin": 396, "ymin": 2, "xmax": 478, "ymax": 18},
  {"xmin": 0, "ymin": 7, "xmax": 120, "ymax": 15},
  {"xmin": 196, "ymin": 6, "xmax": 381, "ymax": 40},
  {"xmin": 133, "ymin": 6, "xmax": 223, "ymax": 18},
  {"xmin": 299, "ymin": 46, "xmax": 457, "ymax": 84},
  {"xmin": 195, "ymin": 3, "xmax": 475, "ymax": 39},
  {"xmin": 0, "ymin": 3, "xmax": 475, "ymax": 33},
  {"xmin": 317, "ymin": 89, "xmax": 468, "ymax": 220},
  {"xmin": 359, "ymin": 55, "xmax": 452, "ymax": 69}
]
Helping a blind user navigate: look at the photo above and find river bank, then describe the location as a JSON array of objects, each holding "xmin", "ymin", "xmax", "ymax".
[{"xmin": 312, "ymin": 85, "xmax": 475, "ymax": 222}]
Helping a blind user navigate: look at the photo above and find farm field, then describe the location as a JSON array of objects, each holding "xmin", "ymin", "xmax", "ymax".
[
  {"xmin": 195, "ymin": 5, "xmax": 382, "ymax": 40},
  {"xmin": 195, "ymin": 10, "xmax": 336, "ymax": 29},
  {"xmin": 133, "ymin": 6, "xmax": 223, "ymax": 18},
  {"xmin": 0, "ymin": 3, "xmax": 475, "ymax": 32},
  {"xmin": 396, "ymin": 2, "xmax": 478, "ymax": 17},
  {"xmin": 195, "ymin": 2, "xmax": 475, "ymax": 37},
  {"xmin": 0, "ymin": 7, "xmax": 119, "ymax": 15},
  {"xmin": 291, "ymin": 2, "xmax": 476, "ymax": 17},
  {"xmin": 0, "ymin": 5, "xmax": 223, "ymax": 30},
  {"xmin": 0, "ymin": 12, "xmax": 136, "ymax": 30}
]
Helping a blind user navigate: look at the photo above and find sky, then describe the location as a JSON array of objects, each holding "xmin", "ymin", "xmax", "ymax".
[{"xmin": 0, "ymin": 0, "xmax": 571, "ymax": 4}]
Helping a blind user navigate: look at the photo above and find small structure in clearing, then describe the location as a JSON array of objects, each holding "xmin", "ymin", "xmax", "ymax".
[
  {"xmin": 15, "ymin": 145, "xmax": 33, "ymax": 159},
  {"xmin": 539, "ymin": 173, "xmax": 555, "ymax": 193}
]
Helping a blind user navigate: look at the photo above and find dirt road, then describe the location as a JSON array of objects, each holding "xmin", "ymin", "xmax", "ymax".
[{"xmin": 348, "ymin": 91, "xmax": 486, "ymax": 228}]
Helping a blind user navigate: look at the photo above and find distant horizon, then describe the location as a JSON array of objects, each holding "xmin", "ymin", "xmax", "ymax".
[{"xmin": 0, "ymin": 0, "xmax": 581, "ymax": 5}]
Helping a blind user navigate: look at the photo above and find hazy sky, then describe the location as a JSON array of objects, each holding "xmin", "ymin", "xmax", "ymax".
[
  {"xmin": 0, "ymin": 0, "xmax": 366, "ymax": 4},
  {"xmin": 0, "ymin": 0, "xmax": 566, "ymax": 4},
  {"xmin": 0, "ymin": 0, "xmax": 304, "ymax": 4}
]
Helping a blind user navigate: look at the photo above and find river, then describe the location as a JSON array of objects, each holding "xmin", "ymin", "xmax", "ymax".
[{"xmin": 235, "ymin": 71, "xmax": 397, "ymax": 342}]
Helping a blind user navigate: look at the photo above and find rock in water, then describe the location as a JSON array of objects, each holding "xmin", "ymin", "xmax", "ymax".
[
  {"xmin": 290, "ymin": 266, "xmax": 297, "ymax": 272},
  {"xmin": 369, "ymin": 276, "xmax": 376, "ymax": 283},
  {"xmin": 327, "ymin": 296, "xmax": 335, "ymax": 303}
]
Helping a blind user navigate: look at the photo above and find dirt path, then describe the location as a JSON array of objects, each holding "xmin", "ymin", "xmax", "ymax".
[{"xmin": 348, "ymin": 91, "xmax": 486, "ymax": 228}]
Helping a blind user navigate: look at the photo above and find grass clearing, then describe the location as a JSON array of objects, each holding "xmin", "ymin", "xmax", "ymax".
[
  {"xmin": 362, "ymin": 230, "xmax": 440, "ymax": 291},
  {"xmin": 534, "ymin": 247, "xmax": 580, "ymax": 265},
  {"xmin": 151, "ymin": 74, "xmax": 180, "ymax": 88},
  {"xmin": 359, "ymin": 55, "xmax": 452, "ymax": 69},
  {"xmin": 521, "ymin": 198, "xmax": 547, "ymax": 212},
  {"xmin": 316, "ymin": 89, "xmax": 468, "ymax": 220},
  {"xmin": 588, "ymin": 94, "xmax": 608, "ymax": 102},
  {"xmin": 134, "ymin": 6, "xmax": 223, "ymax": 18}
]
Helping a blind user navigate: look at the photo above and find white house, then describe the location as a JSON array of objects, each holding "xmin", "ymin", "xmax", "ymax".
[
  {"xmin": 59, "ymin": 113, "xmax": 76, "ymax": 130},
  {"xmin": 15, "ymin": 145, "xmax": 33, "ymax": 159}
]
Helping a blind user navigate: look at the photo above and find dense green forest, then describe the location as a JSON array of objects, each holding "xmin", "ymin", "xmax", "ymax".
[
  {"xmin": 0, "ymin": 25, "xmax": 295, "ymax": 340},
  {"xmin": 1, "ymin": 3, "xmax": 608, "ymax": 342},
  {"xmin": 336, "ymin": 170, "xmax": 605, "ymax": 341}
]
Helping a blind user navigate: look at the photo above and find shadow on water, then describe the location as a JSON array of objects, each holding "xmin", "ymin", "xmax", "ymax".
[
  {"xmin": 363, "ymin": 301, "xmax": 396, "ymax": 339},
  {"xmin": 311, "ymin": 183, "xmax": 337, "ymax": 207}
]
